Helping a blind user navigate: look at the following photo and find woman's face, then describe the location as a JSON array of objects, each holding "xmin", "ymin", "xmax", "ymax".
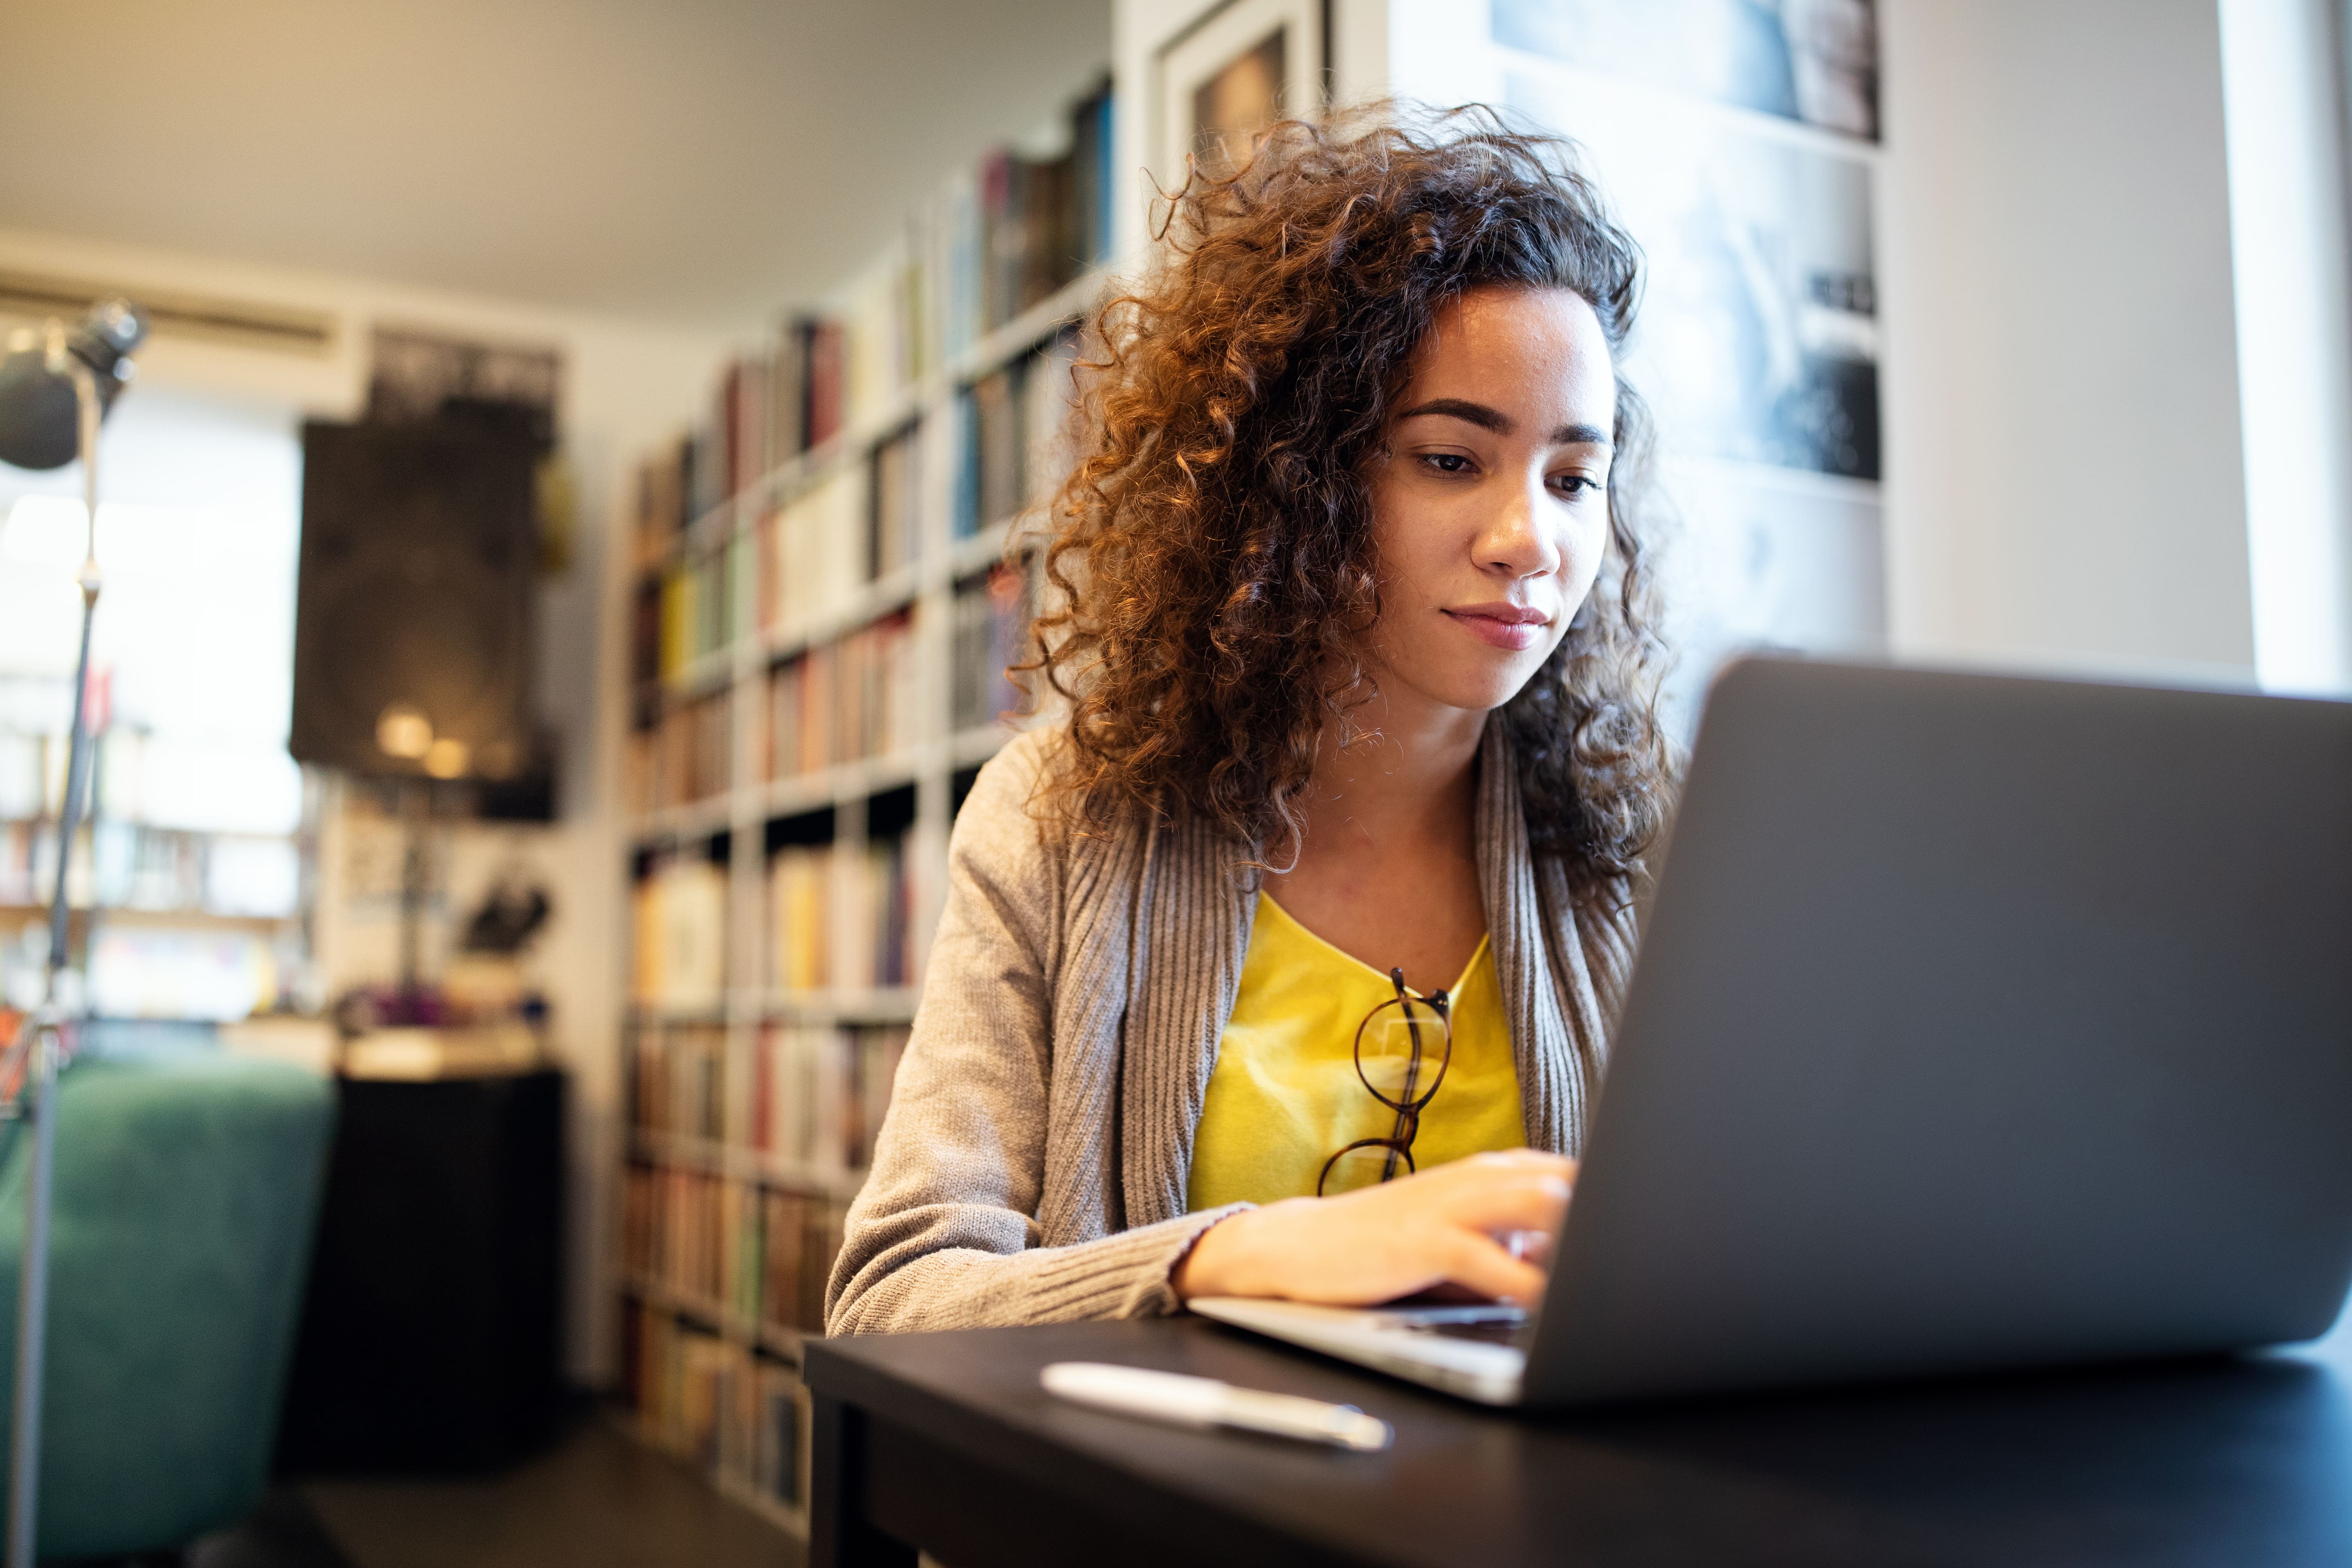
[{"xmin": 1363, "ymin": 284, "xmax": 1617, "ymax": 718}]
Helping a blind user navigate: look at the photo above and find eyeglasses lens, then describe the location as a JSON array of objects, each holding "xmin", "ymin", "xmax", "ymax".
[
  {"xmin": 1357, "ymin": 1004, "xmax": 1446, "ymax": 1111},
  {"xmin": 1319, "ymin": 1142, "xmax": 1411, "ymax": 1194}
]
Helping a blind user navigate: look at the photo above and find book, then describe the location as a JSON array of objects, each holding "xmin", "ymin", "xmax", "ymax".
[
  {"xmin": 952, "ymin": 564, "xmax": 1035, "ymax": 732},
  {"xmin": 1072, "ymin": 76, "xmax": 1115, "ymax": 270},
  {"xmin": 767, "ymin": 846, "xmax": 830, "ymax": 994},
  {"xmin": 632, "ymin": 850, "xmax": 728, "ymax": 1008},
  {"xmin": 635, "ymin": 689, "xmax": 731, "ymax": 812},
  {"xmin": 808, "ymin": 321, "xmax": 846, "ymax": 449},
  {"xmin": 841, "ymin": 1024, "xmax": 910, "ymax": 1169},
  {"xmin": 765, "ymin": 832, "xmax": 919, "ymax": 995},
  {"xmin": 1020, "ymin": 152, "xmax": 1074, "ymax": 317},
  {"xmin": 939, "ymin": 169, "xmax": 983, "ymax": 363},
  {"xmin": 764, "ymin": 612, "xmax": 918, "ymax": 778},
  {"xmin": 845, "ymin": 239, "xmax": 923, "ymax": 432},
  {"xmin": 760, "ymin": 467, "xmax": 864, "ymax": 634},
  {"xmin": 728, "ymin": 356, "xmax": 769, "ymax": 499},
  {"xmin": 1024, "ymin": 327, "xmax": 1083, "ymax": 514},
  {"xmin": 952, "ymin": 329, "xmax": 1085, "ymax": 541},
  {"xmin": 630, "ymin": 576, "xmax": 663, "ymax": 689},
  {"xmin": 959, "ymin": 363, "xmax": 1024, "ymax": 537},
  {"xmin": 751, "ymin": 1364, "xmax": 806, "ymax": 1505},
  {"xmin": 627, "ymin": 1303, "xmax": 781, "ymax": 1484},
  {"xmin": 869, "ymin": 424, "xmax": 922, "ymax": 581},
  {"xmin": 629, "ymin": 1021, "xmax": 726, "ymax": 1140},
  {"xmin": 742, "ymin": 1022, "xmax": 909, "ymax": 1175}
]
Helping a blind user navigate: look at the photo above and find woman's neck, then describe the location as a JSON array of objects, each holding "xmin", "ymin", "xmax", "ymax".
[
  {"xmin": 1287, "ymin": 692, "xmax": 1484, "ymax": 863},
  {"xmin": 1261, "ymin": 686, "xmax": 1491, "ymax": 989}
]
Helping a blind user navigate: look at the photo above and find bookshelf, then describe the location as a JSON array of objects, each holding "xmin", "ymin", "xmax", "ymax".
[{"xmin": 615, "ymin": 82, "xmax": 1111, "ymax": 1533}]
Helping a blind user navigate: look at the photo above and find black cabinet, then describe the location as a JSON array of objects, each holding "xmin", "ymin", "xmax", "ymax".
[{"xmin": 276, "ymin": 1067, "xmax": 564, "ymax": 1474}]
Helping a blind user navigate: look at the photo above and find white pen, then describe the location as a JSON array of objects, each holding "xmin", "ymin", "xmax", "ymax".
[{"xmin": 1040, "ymin": 1361, "xmax": 1393, "ymax": 1452}]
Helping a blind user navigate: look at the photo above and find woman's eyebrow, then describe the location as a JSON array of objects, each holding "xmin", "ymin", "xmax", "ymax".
[{"xmin": 1396, "ymin": 397, "xmax": 1612, "ymax": 448}]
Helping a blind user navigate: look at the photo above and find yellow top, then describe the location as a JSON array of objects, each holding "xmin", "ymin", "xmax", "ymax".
[{"xmin": 1185, "ymin": 892, "xmax": 1527, "ymax": 1211}]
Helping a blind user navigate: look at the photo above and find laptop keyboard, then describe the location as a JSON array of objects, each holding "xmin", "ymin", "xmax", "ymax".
[
  {"xmin": 1380, "ymin": 1304, "xmax": 1536, "ymax": 1350},
  {"xmin": 1419, "ymin": 1319, "xmax": 1535, "ymax": 1348}
]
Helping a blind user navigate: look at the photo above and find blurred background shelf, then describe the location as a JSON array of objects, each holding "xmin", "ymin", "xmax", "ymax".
[{"xmin": 613, "ymin": 73, "xmax": 1114, "ymax": 1523}]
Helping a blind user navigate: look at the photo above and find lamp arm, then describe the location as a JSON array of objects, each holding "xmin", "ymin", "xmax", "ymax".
[
  {"xmin": 43, "ymin": 362, "xmax": 104, "ymax": 997},
  {"xmin": 6, "ymin": 361, "xmax": 104, "ymax": 1568}
]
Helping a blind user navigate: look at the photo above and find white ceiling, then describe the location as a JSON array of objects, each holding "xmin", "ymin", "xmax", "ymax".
[{"xmin": 0, "ymin": 0, "xmax": 1111, "ymax": 332}]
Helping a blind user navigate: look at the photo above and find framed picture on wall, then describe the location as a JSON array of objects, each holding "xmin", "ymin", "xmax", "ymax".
[
  {"xmin": 1154, "ymin": 0, "xmax": 1326, "ymax": 190},
  {"xmin": 1494, "ymin": 0, "xmax": 1879, "ymax": 141}
]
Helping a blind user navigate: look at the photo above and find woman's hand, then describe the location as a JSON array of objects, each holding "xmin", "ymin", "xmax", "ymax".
[{"xmin": 1172, "ymin": 1150, "xmax": 1575, "ymax": 1307}]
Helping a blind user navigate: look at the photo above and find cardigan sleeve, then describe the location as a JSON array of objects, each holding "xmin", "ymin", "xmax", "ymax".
[{"xmin": 824, "ymin": 731, "xmax": 1243, "ymax": 1333}]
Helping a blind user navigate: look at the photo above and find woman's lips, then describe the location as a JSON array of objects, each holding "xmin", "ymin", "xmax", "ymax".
[{"xmin": 1444, "ymin": 604, "xmax": 1550, "ymax": 652}]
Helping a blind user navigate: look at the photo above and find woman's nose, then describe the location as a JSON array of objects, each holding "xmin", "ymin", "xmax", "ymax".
[{"xmin": 1476, "ymin": 472, "xmax": 1562, "ymax": 579}]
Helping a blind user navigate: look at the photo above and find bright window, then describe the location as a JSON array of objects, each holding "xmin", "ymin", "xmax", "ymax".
[{"xmin": 0, "ymin": 384, "xmax": 306, "ymax": 1017}]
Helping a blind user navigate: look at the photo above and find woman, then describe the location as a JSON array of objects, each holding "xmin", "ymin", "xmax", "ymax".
[{"xmin": 827, "ymin": 107, "xmax": 1673, "ymax": 1333}]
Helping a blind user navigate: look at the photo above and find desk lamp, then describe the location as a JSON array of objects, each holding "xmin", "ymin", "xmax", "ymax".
[{"xmin": 0, "ymin": 299, "xmax": 146, "ymax": 1568}]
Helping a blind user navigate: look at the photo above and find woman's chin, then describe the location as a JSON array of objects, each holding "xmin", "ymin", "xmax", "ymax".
[
  {"xmin": 1403, "ymin": 671, "xmax": 1546, "ymax": 718},
  {"xmin": 1445, "ymin": 654, "xmax": 1553, "ymax": 713},
  {"xmin": 1367, "ymin": 639, "xmax": 1553, "ymax": 719}
]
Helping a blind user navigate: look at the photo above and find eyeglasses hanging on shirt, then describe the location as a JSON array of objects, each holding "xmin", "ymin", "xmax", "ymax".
[{"xmin": 1317, "ymin": 968, "xmax": 1452, "ymax": 1196}]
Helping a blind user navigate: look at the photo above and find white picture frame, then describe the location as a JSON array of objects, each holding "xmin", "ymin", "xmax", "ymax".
[{"xmin": 1153, "ymin": 0, "xmax": 1327, "ymax": 193}]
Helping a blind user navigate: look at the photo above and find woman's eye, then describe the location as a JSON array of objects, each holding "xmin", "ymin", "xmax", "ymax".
[
  {"xmin": 1551, "ymin": 473, "xmax": 1604, "ymax": 498},
  {"xmin": 1421, "ymin": 452, "xmax": 1473, "ymax": 475}
]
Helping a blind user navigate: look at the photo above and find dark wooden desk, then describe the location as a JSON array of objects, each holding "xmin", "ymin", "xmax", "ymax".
[{"xmin": 805, "ymin": 1314, "xmax": 2352, "ymax": 1567}]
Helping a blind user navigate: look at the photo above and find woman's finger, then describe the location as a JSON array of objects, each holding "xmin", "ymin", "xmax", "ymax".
[
  {"xmin": 1437, "ymin": 1227, "xmax": 1550, "ymax": 1305},
  {"xmin": 1503, "ymin": 1227, "xmax": 1556, "ymax": 1267},
  {"xmin": 1441, "ymin": 1169, "xmax": 1574, "ymax": 1234},
  {"xmin": 1456, "ymin": 1149, "xmax": 1577, "ymax": 1179}
]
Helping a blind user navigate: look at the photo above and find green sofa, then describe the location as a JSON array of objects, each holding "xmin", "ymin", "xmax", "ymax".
[{"xmin": 0, "ymin": 1046, "xmax": 334, "ymax": 1558}]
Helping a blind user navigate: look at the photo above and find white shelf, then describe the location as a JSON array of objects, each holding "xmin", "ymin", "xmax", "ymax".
[
  {"xmin": 633, "ymin": 796, "xmax": 732, "ymax": 845},
  {"xmin": 631, "ymin": 1130, "xmax": 870, "ymax": 1204},
  {"xmin": 756, "ymin": 557, "xmax": 925, "ymax": 667},
  {"xmin": 625, "ymin": 1001, "xmax": 727, "ymax": 1027},
  {"xmin": 623, "ymin": 1271, "xmax": 812, "ymax": 1356},
  {"xmin": 756, "ymin": 747, "xmax": 932, "ymax": 822},
  {"xmin": 622, "ymin": 1271, "xmax": 739, "ymax": 1331},
  {"xmin": 666, "ymin": 648, "xmax": 735, "ymax": 701},
  {"xmin": 947, "ymin": 517, "xmax": 1025, "ymax": 581},
  {"xmin": 746, "ymin": 986, "xmax": 920, "ymax": 1023},
  {"xmin": 0, "ymin": 903, "xmax": 297, "ymax": 930},
  {"xmin": 634, "ymin": 726, "xmax": 1020, "ymax": 847}
]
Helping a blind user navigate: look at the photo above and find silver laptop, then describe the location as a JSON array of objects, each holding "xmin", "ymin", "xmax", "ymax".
[{"xmin": 1193, "ymin": 658, "xmax": 2352, "ymax": 1406}]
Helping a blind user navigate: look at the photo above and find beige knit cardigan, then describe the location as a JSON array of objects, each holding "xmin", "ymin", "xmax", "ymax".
[{"xmin": 823, "ymin": 722, "xmax": 1638, "ymax": 1334}]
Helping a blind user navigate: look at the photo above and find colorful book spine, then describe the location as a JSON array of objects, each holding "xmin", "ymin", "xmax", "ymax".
[
  {"xmin": 869, "ymin": 425, "xmax": 922, "ymax": 580},
  {"xmin": 760, "ymin": 468, "xmax": 864, "ymax": 634},
  {"xmin": 951, "ymin": 564, "xmax": 1034, "ymax": 732},
  {"xmin": 631, "ymin": 851, "xmax": 729, "ymax": 1009},
  {"xmin": 622, "ymin": 1169, "xmax": 859, "ymax": 1338}
]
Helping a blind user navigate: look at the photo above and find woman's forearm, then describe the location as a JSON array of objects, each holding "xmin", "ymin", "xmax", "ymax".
[{"xmin": 828, "ymin": 1206, "xmax": 1244, "ymax": 1334}]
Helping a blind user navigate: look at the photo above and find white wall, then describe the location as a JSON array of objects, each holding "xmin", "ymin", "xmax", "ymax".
[
  {"xmin": 2219, "ymin": 0, "xmax": 2352, "ymax": 695},
  {"xmin": 1879, "ymin": 0, "xmax": 2260, "ymax": 683},
  {"xmin": 0, "ymin": 224, "xmax": 727, "ymax": 1385}
]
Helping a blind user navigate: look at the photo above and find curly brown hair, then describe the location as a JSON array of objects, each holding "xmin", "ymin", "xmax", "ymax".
[{"xmin": 1025, "ymin": 104, "xmax": 1674, "ymax": 906}]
